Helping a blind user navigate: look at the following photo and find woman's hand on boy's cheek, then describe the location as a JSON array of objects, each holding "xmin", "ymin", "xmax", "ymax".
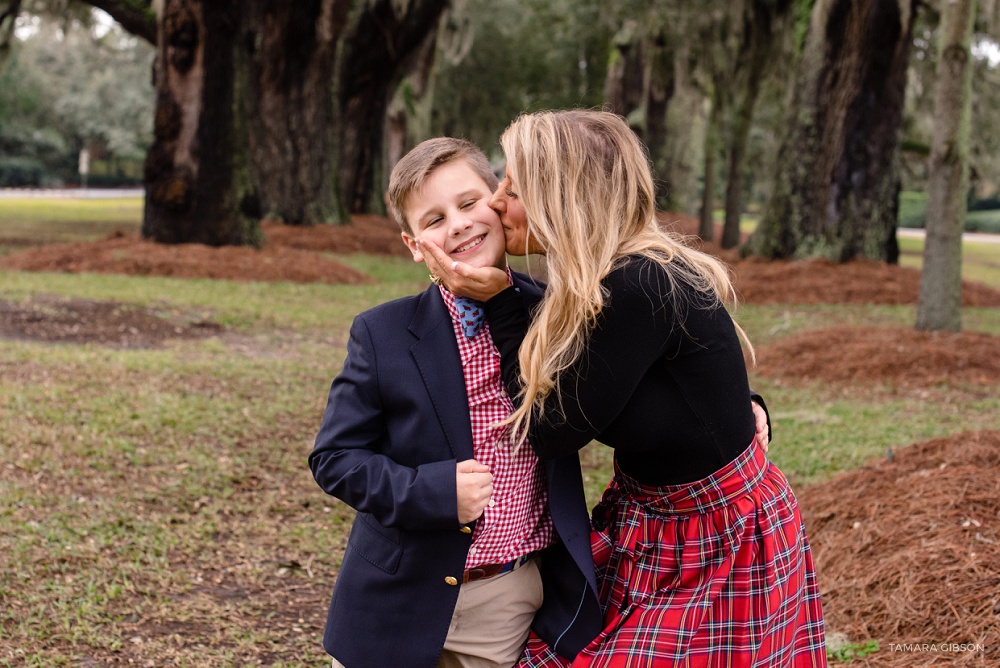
[{"xmin": 419, "ymin": 239, "xmax": 508, "ymax": 301}]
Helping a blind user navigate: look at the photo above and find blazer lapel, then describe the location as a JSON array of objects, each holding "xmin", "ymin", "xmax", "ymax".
[{"xmin": 408, "ymin": 286, "xmax": 475, "ymax": 462}]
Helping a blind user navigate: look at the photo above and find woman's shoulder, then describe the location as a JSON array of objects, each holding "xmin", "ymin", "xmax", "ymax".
[{"xmin": 607, "ymin": 254, "xmax": 672, "ymax": 290}]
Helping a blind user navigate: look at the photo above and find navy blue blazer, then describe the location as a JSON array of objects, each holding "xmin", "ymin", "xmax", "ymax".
[{"xmin": 309, "ymin": 271, "xmax": 601, "ymax": 668}]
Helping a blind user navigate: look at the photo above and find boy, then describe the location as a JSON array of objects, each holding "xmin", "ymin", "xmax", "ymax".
[{"xmin": 309, "ymin": 138, "xmax": 602, "ymax": 668}]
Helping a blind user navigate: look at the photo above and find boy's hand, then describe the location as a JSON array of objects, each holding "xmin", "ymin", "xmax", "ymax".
[
  {"xmin": 419, "ymin": 239, "xmax": 509, "ymax": 302},
  {"xmin": 752, "ymin": 401, "xmax": 770, "ymax": 453},
  {"xmin": 456, "ymin": 459, "xmax": 493, "ymax": 524}
]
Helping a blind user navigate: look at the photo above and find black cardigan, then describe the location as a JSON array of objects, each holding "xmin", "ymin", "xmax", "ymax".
[{"xmin": 485, "ymin": 255, "xmax": 757, "ymax": 486}]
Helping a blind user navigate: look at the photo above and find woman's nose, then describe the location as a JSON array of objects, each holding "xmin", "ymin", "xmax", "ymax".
[{"xmin": 489, "ymin": 187, "xmax": 505, "ymax": 212}]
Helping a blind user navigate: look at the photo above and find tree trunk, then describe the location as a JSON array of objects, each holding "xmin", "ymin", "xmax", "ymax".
[
  {"xmin": 602, "ymin": 19, "xmax": 646, "ymax": 120},
  {"xmin": 386, "ymin": 25, "xmax": 439, "ymax": 177},
  {"xmin": 337, "ymin": 0, "xmax": 448, "ymax": 216},
  {"xmin": 239, "ymin": 0, "xmax": 351, "ymax": 226},
  {"xmin": 721, "ymin": 0, "xmax": 793, "ymax": 249},
  {"xmin": 142, "ymin": 0, "xmax": 251, "ymax": 245},
  {"xmin": 916, "ymin": 0, "xmax": 976, "ymax": 332},
  {"xmin": 699, "ymin": 91, "xmax": 722, "ymax": 241},
  {"xmin": 661, "ymin": 44, "xmax": 708, "ymax": 216},
  {"xmin": 721, "ymin": 80, "xmax": 759, "ymax": 249},
  {"xmin": 643, "ymin": 27, "xmax": 676, "ymax": 210},
  {"xmin": 745, "ymin": 0, "xmax": 915, "ymax": 261},
  {"xmin": 1, "ymin": 1, "xmax": 25, "ymax": 70}
]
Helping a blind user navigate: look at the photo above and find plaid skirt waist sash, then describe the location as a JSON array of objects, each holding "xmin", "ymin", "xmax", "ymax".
[{"xmin": 598, "ymin": 437, "xmax": 769, "ymax": 520}]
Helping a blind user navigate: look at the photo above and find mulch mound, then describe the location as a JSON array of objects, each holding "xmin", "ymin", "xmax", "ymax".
[
  {"xmin": 754, "ymin": 326, "xmax": 1000, "ymax": 388},
  {"xmin": 259, "ymin": 215, "xmax": 411, "ymax": 258},
  {"xmin": 731, "ymin": 257, "xmax": 1000, "ymax": 307},
  {"xmin": 0, "ymin": 228, "xmax": 373, "ymax": 285},
  {"xmin": 3, "ymin": 211, "xmax": 1000, "ymax": 305},
  {"xmin": 800, "ymin": 430, "xmax": 1000, "ymax": 665},
  {"xmin": 657, "ymin": 211, "xmax": 1000, "ymax": 307}
]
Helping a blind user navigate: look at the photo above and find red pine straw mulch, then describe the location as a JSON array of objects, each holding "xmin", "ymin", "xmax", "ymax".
[
  {"xmin": 799, "ymin": 430, "xmax": 1000, "ymax": 665},
  {"xmin": 753, "ymin": 326, "xmax": 1000, "ymax": 388},
  {"xmin": 259, "ymin": 215, "xmax": 411, "ymax": 258},
  {"xmin": 0, "ymin": 227, "xmax": 374, "ymax": 285},
  {"xmin": 730, "ymin": 257, "xmax": 1000, "ymax": 307},
  {"xmin": 656, "ymin": 211, "xmax": 1000, "ymax": 307}
]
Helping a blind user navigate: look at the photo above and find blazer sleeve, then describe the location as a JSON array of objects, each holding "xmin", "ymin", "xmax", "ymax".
[{"xmin": 308, "ymin": 315, "xmax": 460, "ymax": 531}]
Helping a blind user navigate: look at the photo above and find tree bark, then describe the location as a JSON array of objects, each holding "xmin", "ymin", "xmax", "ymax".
[
  {"xmin": 0, "ymin": 0, "xmax": 23, "ymax": 70},
  {"xmin": 699, "ymin": 89, "xmax": 722, "ymax": 241},
  {"xmin": 916, "ymin": 0, "xmax": 976, "ymax": 332},
  {"xmin": 337, "ymin": 0, "xmax": 448, "ymax": 216},
  {"xmin": 385, "ymin": 24, "xmax": 439, "ymax": 177},
  {"xmin": 745, "ymin": 0, "xmax": 915, "ymax": 261},
  {"xmin": 602, "ymin": 20, "xmax": 646, "ymax": 120},
  {"xmin": 239, "ymin": 0, "xmax": 351, "ymax": 226},
  {"xmin": 142, "ymin": 0, "xmax": 250, "ymax": 245},
  {"xmin": 720, "ymin": 0, "xmax": 793, "ymax": 249},
  {"xmin": 661, "ymin": 42, "xmax": 708, "ymax": 216}
]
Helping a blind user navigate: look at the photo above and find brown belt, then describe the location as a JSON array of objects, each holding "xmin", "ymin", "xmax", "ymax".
[{"xmin": 462, "ymin": 552, "xmax": 536, "ymax": 584}]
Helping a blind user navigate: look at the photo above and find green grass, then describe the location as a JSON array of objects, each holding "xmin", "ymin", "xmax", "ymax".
[
  {"xmin": 0, "ymin": 196, "xmax": 143, "ymax": 256},
  {"xmin": 899, "ymin": 236, "xmax": 1000, "ymax": 288},
  {"xmin": 1, "ymin": 209, "xmax": 998, "ymax": 664}
]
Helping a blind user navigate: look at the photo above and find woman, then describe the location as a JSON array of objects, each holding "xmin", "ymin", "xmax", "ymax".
[{"xmin": 423, "ymin": 109, "xmax": 825, "ymax": 667}]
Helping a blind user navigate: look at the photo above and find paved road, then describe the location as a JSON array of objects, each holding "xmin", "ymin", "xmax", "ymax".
[
  {"xmin": 897, "ymin": 228, "xmax": 1000, "ymax": 245},
  {"xmin": 0, "ymin": 188, "xmax": 144, "ymax": 199}
]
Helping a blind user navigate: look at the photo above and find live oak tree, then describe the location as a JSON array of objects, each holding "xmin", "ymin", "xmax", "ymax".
[
  {"xmin": 718, "ymin": 0, "xmax": 794, "ymax": 248},
  {"xmin": 70, "ymin": 0, "xmax": 447, "ymax": 240},
  {"xmin": 336, "ymin": 0, "xmax": 447, "ymax": 216},
  {"xmin": 238, "ymin": 0, "xmax": 351, "ymax": 227},
  {"xmin": 140, "ymin": 0, "xmax": 249, "ymax": 245},
  {"xmin": 916, "ymin": 0, "xmax": 978, "ymax": 332},
  {"xmin": 746, "ymin": 0, "xmax": 918, "ymax": 261}
]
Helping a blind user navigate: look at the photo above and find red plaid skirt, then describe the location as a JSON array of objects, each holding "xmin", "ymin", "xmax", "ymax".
[{"xmin": 519, "ymin": 443, "xmax": 826, "ymax": 667}]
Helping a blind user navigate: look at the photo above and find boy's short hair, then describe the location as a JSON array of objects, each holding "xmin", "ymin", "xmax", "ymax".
[{"xmin": 387, "ymin": 137, "xmax": 499, "ymax": 235}]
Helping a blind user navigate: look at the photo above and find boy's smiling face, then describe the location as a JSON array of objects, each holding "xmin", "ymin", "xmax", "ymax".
[{"xmin": 401, "ymin": 159, "xmax": 507, "ymax": 271}]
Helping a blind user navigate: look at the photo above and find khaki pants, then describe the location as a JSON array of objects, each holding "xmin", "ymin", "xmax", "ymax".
[{"xmin": 331, "ymin": 556, "xmax": 543, "ymax": 668}]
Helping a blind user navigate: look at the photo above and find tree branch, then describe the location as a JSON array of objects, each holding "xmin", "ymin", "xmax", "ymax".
[{"xmin": 77, "ymin": 0, "xmax": 156, "ymax": 44}]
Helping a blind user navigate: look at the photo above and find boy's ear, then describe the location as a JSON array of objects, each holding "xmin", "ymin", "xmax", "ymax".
[{"xmin": 401, "ymin": 232, "xmax": 424, "ymax": 263}]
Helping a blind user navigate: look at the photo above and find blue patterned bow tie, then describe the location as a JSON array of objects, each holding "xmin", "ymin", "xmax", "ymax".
[{"xmin": 454, "ymin": 296, "xmax": 486, "ymax": 338}]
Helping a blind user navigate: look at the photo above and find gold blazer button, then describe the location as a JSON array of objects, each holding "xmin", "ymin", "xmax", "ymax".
[
  {"xmin": 444, "ymin": 576, "xmax": 459, "ymax": 586},
  {"xmin": 459, "ymin": 526, "xmax": 472, "ymax": 534}
]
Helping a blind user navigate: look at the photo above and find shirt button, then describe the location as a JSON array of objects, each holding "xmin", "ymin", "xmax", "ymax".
[
  {"xmin": 444, "ymin": 576, "xmax": 459, "ymax": 586},
  {"xmin": 459, "ymin": 526, "xmax": 472, "ymax": 534},
  {"xmin": 488, "ymin": 499, "xmax": 496, "ymax": 508},
  {"xmin": 469, "ymin": 547, "xmax": 477, "ymax": 555}
]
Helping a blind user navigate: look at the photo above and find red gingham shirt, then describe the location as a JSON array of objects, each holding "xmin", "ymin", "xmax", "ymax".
[{"xmin": 439, "ymin": 284, "xmax": 555, "ymax": 570}]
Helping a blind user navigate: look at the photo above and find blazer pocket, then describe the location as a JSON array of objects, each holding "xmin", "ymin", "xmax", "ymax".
[{"xmin": 349, "ymin": 512, "xmax": 403, "ymax": 575}]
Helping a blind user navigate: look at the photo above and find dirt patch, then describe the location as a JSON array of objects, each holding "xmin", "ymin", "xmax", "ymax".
[
  {"xmin": 799, "ymin": 430, "xmax": 1000, "ymax": 665},
  {"xmin": 754, "ymin": 326, "xmax": 1000, "ymax": 388},
  {"xmin": 0, "ymin": 296, "xmax": 223, "ymax": 348}
]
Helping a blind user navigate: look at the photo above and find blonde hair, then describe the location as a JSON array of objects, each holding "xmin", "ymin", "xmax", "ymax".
[
  {"xmin": 500, "ymin": 109, "xmax": 753, "ymax": 442},
  {"xmin": 387, "ymin": 137, "xmax": 498, "ymax": 235}
]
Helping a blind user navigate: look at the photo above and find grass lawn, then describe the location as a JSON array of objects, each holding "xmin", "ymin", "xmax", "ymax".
[
  {"xmin": 1, "ymin": 201, "xmax": 999, "ymax": 665},
  {"xmin": 0, "ymin": 196, "xmax": 143, "ymax": 256}
]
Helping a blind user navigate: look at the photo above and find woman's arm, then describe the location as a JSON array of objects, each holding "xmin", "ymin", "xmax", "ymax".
[{"xmin": 486, "ymin": 263, "xmax": 676, "ymax": 459}]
